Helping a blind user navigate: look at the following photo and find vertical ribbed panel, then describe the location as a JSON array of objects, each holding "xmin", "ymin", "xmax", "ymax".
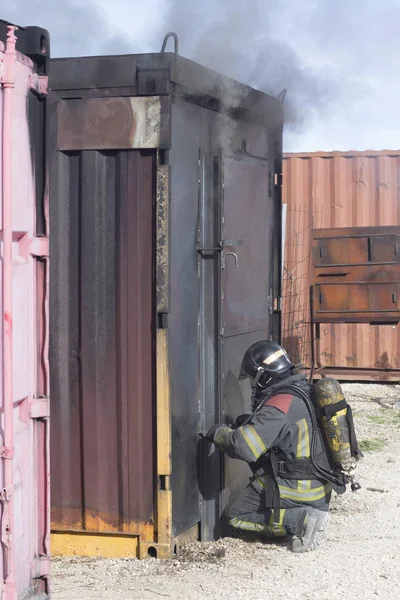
[
  {"xmin": 283, "ymin": 151, "xmax": 400, "ymax": 379},
  {"xmin": 50, "ymin": 149, "xmax": 156, "ymax": 532}
]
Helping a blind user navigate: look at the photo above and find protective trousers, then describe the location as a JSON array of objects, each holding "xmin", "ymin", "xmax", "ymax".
[{"xmin": 227, "ymin": 479, "xmax": 308, "ymax": 538}]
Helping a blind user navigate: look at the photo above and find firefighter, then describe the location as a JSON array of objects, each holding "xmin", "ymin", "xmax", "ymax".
[{"xmin": 206, "ymin": 340, "xmax": 338, "ymax": 553}]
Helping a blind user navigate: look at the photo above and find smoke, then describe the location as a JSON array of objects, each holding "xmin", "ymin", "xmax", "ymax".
[
  {"xmin": 2, "ymin": 0, "xmax": 165, "ymax": 56},
  {"xmin": 159, "ymin": 0, "xmax": 343, "ymax": 131},
  {"xmin": 2, "ymin": 0, "xmax": 400, "ymax": 151}
]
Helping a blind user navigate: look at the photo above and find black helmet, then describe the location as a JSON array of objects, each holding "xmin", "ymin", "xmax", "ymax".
[{"xmin": 239, "ymin": 340, "xmax": 294, "ymax": 390}]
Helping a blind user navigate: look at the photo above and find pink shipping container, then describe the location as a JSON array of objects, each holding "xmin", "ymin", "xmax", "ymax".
[
  {"xmin": 0, "ymin": 23, "xmax": 50, "ymax": 598},
  {"xmin": 283, "ymin": 150, "xmax": 400, "ymax": 381}
]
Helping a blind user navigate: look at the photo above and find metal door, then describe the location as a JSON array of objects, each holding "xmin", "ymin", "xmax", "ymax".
[
  {"xmin": 219, "ymin": 153, "xmax": 275, "ymax": 512},
  {"xmin": 198, "ymin": 151, "xmax": 277, "ymax": 538}
]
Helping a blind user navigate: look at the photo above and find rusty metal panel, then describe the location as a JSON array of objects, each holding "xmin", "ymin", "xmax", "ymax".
[
  {"xmin": 312, "ymin": 226, "xmax": 400, "ymax": 323},
  {"xmin": 50, "ymin": 148, "xmax": 156, "ymax": 535},
  {"xmin": 57, "ymin": 96, "xmax": 170, "ymax": 150},
  {"xmin": 283, "ymin": 151, "xmax": 400, "ymax": 378},
  {"xmin": 220, "ymin": 155, "xmax": 272, "ymax": 337}
]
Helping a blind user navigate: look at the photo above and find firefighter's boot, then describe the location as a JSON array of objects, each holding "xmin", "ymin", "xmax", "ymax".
[{"xmin": 290, "ymin": 508, "xmax": 329, "ymax": 553}]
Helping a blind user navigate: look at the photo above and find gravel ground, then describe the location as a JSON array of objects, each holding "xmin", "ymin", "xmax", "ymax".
[{"xmin": 52, "ymin": 383, "xmax": 400, "ymax": 600}]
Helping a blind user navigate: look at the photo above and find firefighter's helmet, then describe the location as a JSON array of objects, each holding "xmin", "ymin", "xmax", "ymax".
[{"xmin": 239, "ymin": 340, "xmax": 294, "ymax": 389}]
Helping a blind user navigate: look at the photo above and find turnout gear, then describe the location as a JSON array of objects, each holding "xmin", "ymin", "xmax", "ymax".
[
  {"xmin": 210, "ymin": 373, "xmax": 334, "ymax": 532},
  {"xmin": 207, "ymin": 342, "xmax": 362, "ymax": 550}
]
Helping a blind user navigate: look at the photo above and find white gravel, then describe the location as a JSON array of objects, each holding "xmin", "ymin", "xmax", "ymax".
[{"xmin": 51, "ymin": 383, "xmax": 400, "ymax": 600}]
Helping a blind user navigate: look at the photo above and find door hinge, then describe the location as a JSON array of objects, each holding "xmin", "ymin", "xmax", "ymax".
[
  {"xmin": 31, "ymin": 556, "xmax": 50, "ymax": 579},
  {"xmin": 30, "ymin": 396, "xmax": 50, "ymax": 419},
  {"xmin": 274, "ymin": 297, "xmax": 282, "ymax": 312},
  {"xmin": 30, "ymin": 237, "xmax": 49, "ymax": 258}
]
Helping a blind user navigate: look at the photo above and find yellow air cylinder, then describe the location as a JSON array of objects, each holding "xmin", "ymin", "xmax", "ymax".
[{"xmin": 314, "ymin": 378, "xmax": 355, "ymax": 471}]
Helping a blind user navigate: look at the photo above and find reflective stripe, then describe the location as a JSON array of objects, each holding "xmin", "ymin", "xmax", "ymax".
[
  {"xmin": 279, "ymin": 483, "xmax": 331, "ymax": 502},
  {"xmin": 230, "ymin": 518, "xmax": 269, "ymax": 533},
  {"xmin": 269, "ymin": 509, "xmax": 287, "ymax": 535},
  {"xmin": 263, "ymin": 348, "xmax": 285, "ymax": 365},
  {"xmin": 296, "ymin": 418, "xmax": 310, "ymax": 458},
  {"xmin": 298, "ymin": 478, "xmax": 312, "ymax": 491},
  {"xmin": 229, "ymin": 514, "xmax": 287, "ymax": 536},
  {"xmin": 241, "ymin": 425, "xmax": 267, "ymax": 460},
  {"xmin": 254, "ymin": 473, "xmax": 267, "ymax": 489}
]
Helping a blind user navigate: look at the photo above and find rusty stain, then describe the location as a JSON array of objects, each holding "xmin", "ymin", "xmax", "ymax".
[
  {"xmin": 51, "ymin": 509, "xmax": 154, "ymax": 537},
  {"xmin": 312, "ymin": 226, "xmax": 400, "ymax": 323},
  {"xmin": 57, "ymin": 96, "xmax": 164, "ymax": 151},
  {"xmin": 374, "ymin": 352, "xmax": 392, "ymax": 370}
]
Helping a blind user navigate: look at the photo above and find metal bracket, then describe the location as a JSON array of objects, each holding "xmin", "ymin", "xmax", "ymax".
[
  {"xmin": 29, "ymin": 73, "xmax": 48, "ymax": 96},
  {"xmin": 29, "ymin": 237, "xmax": 49, "ymax": 258},
  {"xmin": 30, "ymin": 396, "xmax": 50, "ymax": 419},
  {"xmin": 197, "ymin": 239, "xmax": 243, "ymax": 256}
]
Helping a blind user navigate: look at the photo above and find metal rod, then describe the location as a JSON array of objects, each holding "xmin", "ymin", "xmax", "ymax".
[
  {"xmin": 43, "ymin": 159, "xmax": 51, "ymax": 568},
  {"xmin": 1, "ymin": 25, "xmax": 17, "ymax": 600},
  {"xmin": 309, "ymin": 285, "xmax": 315, "ymax": 382},
  {"xmin": 277, "ymin": 88, "xmax": 287, "ymax": 103},
  {"xmin": 316, "ymin": 322, "xmax": 323, "ymax": 375},
  {"xmin": 160, "ymin": 32, "xmax": 179, "ymax": 56}
]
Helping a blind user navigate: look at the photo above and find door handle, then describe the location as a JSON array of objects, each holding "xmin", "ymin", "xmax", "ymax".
[{"xmin": 221, "ymin": 250, "xmax": 239, "ymax": 269}]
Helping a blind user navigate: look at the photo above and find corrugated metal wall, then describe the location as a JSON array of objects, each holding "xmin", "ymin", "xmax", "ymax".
[
  {"xmin": 50, "ymin": 149, "xmax": 156, "ymax": 536},
  {"xmin": 283, "ymin": 150, "xmax": 400, "ymax": 380}
]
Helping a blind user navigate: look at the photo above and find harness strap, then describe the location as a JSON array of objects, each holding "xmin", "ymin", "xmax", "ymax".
[{"xmin": 317, "ymin": 399, "xmax": 348, "ymax": 421}]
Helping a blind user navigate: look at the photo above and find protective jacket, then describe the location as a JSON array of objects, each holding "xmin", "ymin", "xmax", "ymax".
[{"xmin": 209, "ymin": 374, "xmax": 333, "ymax": 512}]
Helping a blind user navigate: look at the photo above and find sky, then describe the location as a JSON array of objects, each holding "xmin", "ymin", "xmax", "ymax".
[{"xmin": 2, "ymin": 0, "xmax": 400, "ymax": 152}]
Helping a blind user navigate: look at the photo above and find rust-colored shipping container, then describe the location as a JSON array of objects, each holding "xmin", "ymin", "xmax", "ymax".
[{"xmin": 283, "ymin": 150, "xmax": 400, "ymax": 381}]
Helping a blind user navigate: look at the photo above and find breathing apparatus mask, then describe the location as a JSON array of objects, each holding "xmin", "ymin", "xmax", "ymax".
[{"xmin": 249, "ymin": 367, "xmax": 272, "ymax": 410}]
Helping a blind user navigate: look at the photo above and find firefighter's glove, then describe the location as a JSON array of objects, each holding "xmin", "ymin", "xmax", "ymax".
[{"xmin": 205, "ymin": 424, "xmax": 221, "ymax": 443}]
